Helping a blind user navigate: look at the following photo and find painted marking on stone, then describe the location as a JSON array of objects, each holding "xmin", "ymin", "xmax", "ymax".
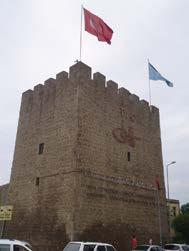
[{"xmin": 112, "ymin": 127, "xmax": 140, "ymax": 146}]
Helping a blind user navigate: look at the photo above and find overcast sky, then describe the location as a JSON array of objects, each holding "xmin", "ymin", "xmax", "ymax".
[{"xmin": 0, "ymin": 0, "xmax": 188, "ymax": 205}]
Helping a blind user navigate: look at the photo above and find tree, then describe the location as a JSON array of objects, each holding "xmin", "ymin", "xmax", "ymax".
[
  {"xmin": 181, "ymin": 203, "xmax": 189, "ymax": 215},
  {"xmin": 172, "ymin": 203, "xmax": 189, "ymax": 243}
]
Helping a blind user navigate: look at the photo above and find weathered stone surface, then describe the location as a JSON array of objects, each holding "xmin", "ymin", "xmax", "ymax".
[
  {"xmin": 0, "ymin": 184, "xmax": 9, "ymax": 234},
  {"xmin": 4, "ymin": 62, "xmax": 168, "ymax": 251}
]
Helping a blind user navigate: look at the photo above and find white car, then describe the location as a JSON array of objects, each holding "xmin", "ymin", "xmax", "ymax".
[
  {"xmin": 63, "ymin": 241, "xmax": 117, "ymax": 251},
  {"xmin": 132, "ymin": 245, "xmax": 164, "ymax": 251},
  {"xmin": 164, "ymin": 244, "xmax": 189, "ymax": 251},
  {"xmin": 0, "ymin": 239, "xmax": 32, "ymax": 251}
]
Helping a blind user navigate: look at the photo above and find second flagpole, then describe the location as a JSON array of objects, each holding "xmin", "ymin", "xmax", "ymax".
[{"xmin": 148, "ymin": 59, "xmax": 152, "ymax": 109}]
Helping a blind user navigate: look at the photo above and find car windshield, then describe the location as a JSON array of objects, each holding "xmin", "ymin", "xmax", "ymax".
[
  {"xmin": 135, "ymin": 246, "xmax": 150, "ymax": 251},
  {"xmin": 182, "ymin": 246, "xmax": 189, "ymax": 251},
  {"xmin": 0, "ymin": 244, "xmax": 10, "ymax": 251},
  {"xmin": 164, "ymin": 245, "xmax": 180, "ymax": 250},
  {"xmin": 83, "ymin": 245, "xmax": 96, "ymax": 251},
  {"xmin": 64, "ymin": 243, "xmax": 81, "ymax": 251},
  {"xmin": 107, "ymin": 246, "xmax": 117, "ymax": 251}
]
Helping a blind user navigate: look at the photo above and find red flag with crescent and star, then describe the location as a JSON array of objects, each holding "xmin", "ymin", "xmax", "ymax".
[
  {"xmin": 83, "ymin": 8, "xmax": 113, "ymax": 44},
  {"xmin": 155, "ymin": 177, "xmax": 161, "ymax": 190}
]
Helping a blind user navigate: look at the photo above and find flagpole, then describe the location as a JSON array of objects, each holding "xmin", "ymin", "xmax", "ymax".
[
  {"xmin": 79, "ymin": 5, "xmax": 83, "ymax": 61},
  {"xmin": 148, "ymin": 59, "xmax": 152, "ymax": 109}
]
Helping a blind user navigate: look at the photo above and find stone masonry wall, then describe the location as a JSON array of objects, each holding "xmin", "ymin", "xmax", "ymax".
[
  {"xmin": 68, "ymin": 63, "xmax": 168, "ymax": 251},
  {"xmin": 5, "ymin": 62, "xmax": 168, "ymax": 251},
  {"xmin": 5, "ymin": 69, "xmax": 79, "ymax": 250},
  {"xmin": 0, "ymin": 184, "xmax": 9, "ymax": 205}
]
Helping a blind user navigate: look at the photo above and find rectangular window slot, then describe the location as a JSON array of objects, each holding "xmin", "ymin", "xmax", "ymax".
[
  {"xmin": 38, "ymin": 143, "xmax": 44, "ymax": 154},
  {"xmin": 35, "ymin": 177, "xmax": 40, "ymax": 186},
  {"xmin": 127, "ymin": 152, "xmax": 131, "ymax": 161}
]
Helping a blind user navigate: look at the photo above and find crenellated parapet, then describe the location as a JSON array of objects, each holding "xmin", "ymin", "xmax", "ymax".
[{"xmin": 20, "ymin": 61, "xmax": 159, "ymax": 123}]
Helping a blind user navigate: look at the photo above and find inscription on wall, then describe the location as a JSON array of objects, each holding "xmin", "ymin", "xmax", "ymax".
[
  {"xmin": 85, "ymin": 185, "xmax": 163, "ymax": 206},
  {"xmin": 83, "ymin": 170, "xmax": 157, "ymax": 191}
]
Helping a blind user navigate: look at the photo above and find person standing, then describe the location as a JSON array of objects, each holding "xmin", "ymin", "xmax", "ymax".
[
  {"xmin": 149, "ymin": 238, "xmax": 153, "ymax": 245},
  {"xmin": 131, "ymin": 235, "xmax": 137, "ymax": 250}
]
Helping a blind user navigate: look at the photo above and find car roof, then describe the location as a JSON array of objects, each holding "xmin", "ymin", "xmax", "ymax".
[
  {"xmin": 165, "ymin": 244, "xmax": 186, "ymax": 246},
  {"xmin": 133, "ymin": 245, "xmax": 162, "ymax": 250},
  {"xmin": 134, "ymin": 245, "xmax": 150, "ymax": 247},
  {"xmin": 0, "ymin": 239, "xmax": 31, "ymax": 246},
  {"xmin": 69, "ymin": 242, "xmax": 113, "ymax": 246},
  {"xmin": 136, "ymin": 245, "xmax": 161, "ymax": 247}
]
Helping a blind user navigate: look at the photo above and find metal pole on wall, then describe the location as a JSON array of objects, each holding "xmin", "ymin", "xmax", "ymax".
[
  {"xmin": 166, "ymin": 161, "xmax": 176, "ymax": 240},
  {"xmin": 147, "ymin": 59, "xmax": 152, "ymax": 111},
  {"xmin": 156, "ymin": 188, "xmax": 163, "ymax": 246},
  {"xmin": 166, "ymin": 161, "xmax": 176, "ymax": 199},
  {"xmin": 166, "ymin": 164, "xmax": 170, "ymax": 200}
]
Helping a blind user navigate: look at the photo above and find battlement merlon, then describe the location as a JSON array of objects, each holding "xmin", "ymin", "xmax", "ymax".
[
  {"xmin": 118, "ymin": 87, "xmax": 131, "ymax": 97},
  {"xmin": 22, "ymin": 89, "xmax": 33, "ymax": 100},
  {"xmin": 69, "ymin": 61, "xmax": 92, "ymax": 82},
  {"xmin": 150, "ymin": 105, "xmax": 160, "ymax": 125},
  {"xmin": 107, "ymin": 80, "xmax": 118, "ymax": 94},
  {"xmin": 20, "ymin": 89, "xmax": 34, "ymax": 116},
  {"xmin": 129, "ymin": 94, "xmax": 140, "ymax": 103},
  {"xmin": 44, "ymin": 78, "xmax": 56, "ymax": 88},
  {"xmin": 93, "ymin": 72, "xmax": 106, "ymax": 89},
  {"xmin": 34, "ymin": 84, "xmax": 43, "ymax": 93},
  {"xmin": 20, "ymin": 61, "xmax": 160, "ymax": 118},
  {"xmin": 56, "ymin": 71, "xmax": 68, "ymax": 80}
]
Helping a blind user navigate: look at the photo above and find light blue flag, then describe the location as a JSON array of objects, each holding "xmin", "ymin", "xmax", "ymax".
[{"xmin": 148, "ymin": 62, "xmax": 173, "ymax": 87}]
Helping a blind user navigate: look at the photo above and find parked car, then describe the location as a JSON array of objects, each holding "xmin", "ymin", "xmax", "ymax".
[
  {"xmin": 63, "ymin": 241, "xmax": 117, "ymax": 251},
  {"xmin": 164, "ymin": 244, "xmax": 189, "ymax": 251},
  {"xmin": 132, "ymin": 245, "xmax": 164, "ymax": 251},
  {"xmin": 0, "ymin": 239, "xmax": 32, "ymax": 251}
]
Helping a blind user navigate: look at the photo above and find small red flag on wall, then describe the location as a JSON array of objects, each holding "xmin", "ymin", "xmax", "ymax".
[
  {"xmin": 83, "ymin": 8, "xmax": 113, "ymax": 44},
  {"xmin": 155, "ymin": 177, "xmax": 161, "ymax": 190}
]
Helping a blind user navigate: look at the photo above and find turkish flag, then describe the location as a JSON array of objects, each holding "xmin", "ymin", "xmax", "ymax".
[{"xmin": 83, "ymin": 8, "xmax": 113, "ymax": 44}]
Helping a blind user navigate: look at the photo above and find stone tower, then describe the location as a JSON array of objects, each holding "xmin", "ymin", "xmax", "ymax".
[{"xmin": 5, "ymin": 62, "xmax": 168, "ymax": 251}]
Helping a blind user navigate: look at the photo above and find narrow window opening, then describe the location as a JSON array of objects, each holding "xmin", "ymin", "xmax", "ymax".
[
  {"xmin": 127, "ymin": 152, "xmax": 131, "ymax": 161},
  {"xmin": 38, "ymin": 143, "xmax": 44, "ymax": 154},
  {"xmin": 35, "ymin": 177, "xmax": 40, "ymax": 186}
]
